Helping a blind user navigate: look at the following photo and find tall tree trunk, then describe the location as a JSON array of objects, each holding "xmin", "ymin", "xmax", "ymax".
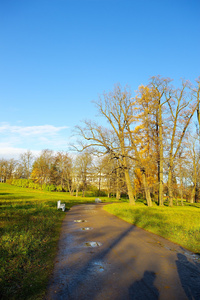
[
  {"xmin": 168, "ymin": 157, "xmax": 174, "ymax": 206},
  {"xmin": 124, "ymin": 169, "xmax": 135, "ymax": 204},
  {"xmin": 180, "ymin": 172, "xmax": 184, "ymax": 206},
  {"xmin": 126, "ymin": 129, "xmax": 152, "ymax": 205},
  {"xmin": 121, "ymin": 144, "xmax": 135, "ymax": 204},
  {"xmin": 116, "ymin": 167, "xmax": 121, "ymax": 200},
  {"xmin": 190, "ymin": 162, "xmax": 197, "ymax": 203},
  {"xmin": 116, "ymin": 191, "xmax": 121, "ymax": 200},
  {"xmin": 141, "ymin": 170, "xmax": 152, "ymax": 206},
  {"xmin": 98, "ymin": 172, "xmax": 101, "ymax": 195},
  {"xmin": 76, "ymin": 185, "xmax": 79, "ymax": 197},
  {"xmin": 123, "ymin": 160, "xmax": 135, "ymax": 205},
  {"xmin": 190, "ymin": 186, "xmax": 196, "ymax": 203},
  {"xmin": 158, "ymin": 104, "xmax": 164, "ymax": 206}
]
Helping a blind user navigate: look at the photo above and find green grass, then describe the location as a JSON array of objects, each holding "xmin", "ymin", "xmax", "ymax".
[
  {"xmin": 0, "ymin": 183, "xmax": 115, "ymax": 300},
  {"xmin": 104, "ymin": 202, "xmax": 200, "ymax": 254}
]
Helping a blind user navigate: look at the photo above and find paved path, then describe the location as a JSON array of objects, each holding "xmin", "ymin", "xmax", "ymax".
[{"xmin": 46, "ymin": 203, "xmax": 200, "ymax": 300}]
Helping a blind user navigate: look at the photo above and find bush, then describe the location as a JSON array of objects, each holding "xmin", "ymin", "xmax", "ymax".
[
  {"xmin": 47, "ymin": 184, "xmax": 56, "ymax": 192},
  {"xmin": 6, "ymin": 178, "xmax": 13, "ymax": 184},
  {"xmin": 85, "ymin": 185, "xmax": 107, "ymax": 197},
  {"xmin": 9, "ymin": 179, "xmax": 59, "ymax": 193},
  {"xmin": 93, "ymin": 189, "xmax": 107, "ymax": 197},
  {"xmin": 56, "ymin": 185, "xmax": 63, "ymax": 192}
]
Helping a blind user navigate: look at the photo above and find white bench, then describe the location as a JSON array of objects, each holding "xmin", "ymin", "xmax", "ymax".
[
  {"xmin": 57, "ymin": 200, "xmax": 65, "ymax": 211},
  {"xmin": 95, "ymin": 198, "xmax": 101, "ymax": 203}
]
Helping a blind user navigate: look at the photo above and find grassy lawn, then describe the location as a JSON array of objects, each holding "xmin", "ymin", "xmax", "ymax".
[
  {"xmin": 104, "ymin": 201, "xmax": 200, "ymax": 254},
  {"xmin": 2, "ymin": 184, "xmax": 200, "ymax": 299},
  {"xmin": 0, "ymin": 183, "xmax": 114, "ymax": 300}
]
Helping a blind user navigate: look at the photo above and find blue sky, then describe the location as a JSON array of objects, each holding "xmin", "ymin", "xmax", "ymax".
[{"xmin": 0, "ymin": 0, "xmax": 199, "ymax": 159}]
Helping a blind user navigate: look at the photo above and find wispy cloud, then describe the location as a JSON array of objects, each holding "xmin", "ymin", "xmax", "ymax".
[
  {"xmin": 0, "ymin": 123, "xmax": 68, "ymax": 136},
  {"xmin": 0, "ymin": 123, "xmax": 70, "ymax": 159},
  {"xmin": 0, "ymin": 147, "xmax": 41, "ymax": 160}
]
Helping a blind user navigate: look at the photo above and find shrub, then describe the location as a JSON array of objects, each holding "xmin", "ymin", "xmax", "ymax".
[
  {"xmin": 47, "ymin": 184, "xmax": 56, "ymax": 192},
  {"xmin": 56, "ymin": 185, "xmax": 63, "ymax": 192},
  {"xmin": 9, "ymin": 179, "xmax": 59, "ymax": 193},
  {"xmin": 6, "ymin": 178, "xmax": 13, "ymax": 184},
  {"xmin": 93, "ymin": 189, "xmax": 107, "ymax": 197}
]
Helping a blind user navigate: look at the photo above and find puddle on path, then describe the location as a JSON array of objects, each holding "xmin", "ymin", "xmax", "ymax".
[
  {"xmin": 81, "ymin": 227, "xmax": 92, "ymax": 231},
  {"xmin": 84, "ymin": 241, "xmax": 102, "ymax": 247},
  {"xmin": 74, "ymin": 220, "xmax": 87, "ymax": 223},
  {"xmin": 84, "ymin": 206, "xmax": 97, "ymax": 213},
  {"xmin": 183, "ymin": 251, "xmax": 200, "ymax": 262},
  {"xmin": 88, "ymin": 261, "xmax": 105, "ymax": 273},
  {"xmin": 84, "ymin": 206, "xmax": 95, "ymax": 210},
  {"xmin": 148, "ymin": 239, "xmax": 200, "ymax": 263}
]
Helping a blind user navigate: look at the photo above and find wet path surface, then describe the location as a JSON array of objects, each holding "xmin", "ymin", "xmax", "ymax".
[{"xmin": 46, "ymin": 204, "xmax": 200, "ymax": 300}]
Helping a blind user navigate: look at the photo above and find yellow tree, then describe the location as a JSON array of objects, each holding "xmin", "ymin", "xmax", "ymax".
[
  {"xmin": 136, "ymin": 77, "xmax": 198, "ymax": 206},
  {"xmin": 135, "ymin": 78, "xmax": 171, "ymax": 206},
  {"xmin": 31, "ymin": 149, "xmax": 53, "ymax": 184}
]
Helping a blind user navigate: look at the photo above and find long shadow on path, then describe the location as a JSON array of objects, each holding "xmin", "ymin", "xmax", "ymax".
[
  {"xmin": 129, "ymin": 271, "xmax": 159, "ymax": 300},
  {"xmin": 46, "ymin": 204, "xmax": 200, "ymax": 300},
  {"xmin": 176, "ymin": 253, "xmax": 200, "ymax": 300},
  {"xmin": 67, "ymin": 224, "xmax": 136, "ymax": 300}
]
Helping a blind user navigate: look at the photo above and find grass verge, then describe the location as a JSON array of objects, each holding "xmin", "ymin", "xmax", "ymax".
[
  {"xmin": 0, "ymin": 183, "xmax": 114, "ymax": 300},
  {"xmin": 103, "ymin": 202, "xmax": 200, "ymax": 254}
]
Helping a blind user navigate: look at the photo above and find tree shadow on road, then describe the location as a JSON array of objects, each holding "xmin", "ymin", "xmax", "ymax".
[
  {"xmin": 176, "ymin": 253, "xmax": 200, "ymax": 300},
  {"xmin": 46, "ymin": 224, "xmax": 136, "ymax": 300},
  {"xmin": 128, "ymin": 271, "xmax": 159, "ymax": 300}
]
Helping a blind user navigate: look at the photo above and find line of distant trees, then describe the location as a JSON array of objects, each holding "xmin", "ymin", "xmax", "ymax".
[
  {"xmin": 2, "ymin": 149, "xmax": 127, "ymax": 198},
  {"xmin": 1, "ymin": 76, "xmax": 200, "ymax": 206}
]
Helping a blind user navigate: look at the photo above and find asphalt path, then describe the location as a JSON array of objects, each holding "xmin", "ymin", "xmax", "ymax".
[{"xmin": 46, "ymin": 203, "xmax": 200, "ymax": 300}]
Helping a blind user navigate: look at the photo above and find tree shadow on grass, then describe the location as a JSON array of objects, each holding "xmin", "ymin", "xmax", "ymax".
[
  {"xmin": 0, "ymin": 196, "xmax": 34, "ymax": 205},
  {"xmin": 0, "ymin": 193, "xmax": 14, "ymax": 195}
]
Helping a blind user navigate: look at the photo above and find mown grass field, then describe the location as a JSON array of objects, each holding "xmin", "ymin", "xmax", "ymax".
[
  {"xmin": 0, "ymin": 183, "xmax": 114, "ymax": 300},
  {"xmin": 1, "ymin": 184, "xmax": 200, "ymax": 299},
  {"xmin": 104, "ymin": 201, "xmax": 200, "ymax": 254}
]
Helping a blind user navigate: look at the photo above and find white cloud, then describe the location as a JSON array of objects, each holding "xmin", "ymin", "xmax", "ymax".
[
  {"xmin": 0, "ymin": 147, "xmax": 41, "ymax": 160},
  {"xmin": 0, "ymin": 123, "xmax": 68, "ymax": 136},
  {"xmin": 0, "ymin": 123, "xmax": 71, "ymax": 159}
]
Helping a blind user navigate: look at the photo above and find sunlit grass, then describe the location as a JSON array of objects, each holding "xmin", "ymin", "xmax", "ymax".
[
  {"xmin": 0, "ymin": 183, "xmax": 115, "ymax": 300},
  {"xmin": 104, "ymin": 202, "xmax": 200, "ymax": 254}
]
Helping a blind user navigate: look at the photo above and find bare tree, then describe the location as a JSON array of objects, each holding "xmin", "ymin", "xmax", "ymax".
[
  {"xmin": 20, "ymin": 150, "xmax": 34, "ymax": 179},
  {"xmin": 95, "ymin": 154, "xmax": 126, "ymax": 198},
  {"xmin": 54, "ymin": 151, "xmax": 72, "ymax": 190},
  {"xmin": 74, "ymin": 85, "xmax": 136, "ymax": 204},
  {"xmin": 73, "ymin": 150, "xmax": 93, "ymax": 197},
  {"xmin": 148, "ymin": 76, "xmax": 173, "ymax": 206},
  {"xmin": 0, "ymin": 159, "xmax": 17, "ymax": 182},
  {"xmin": 166, "ymin": 80, "xmax": 197, "ymax": 206},
  {"xmin": 187, "ymin": 134, "xmax": 200, "ymax": 203}
]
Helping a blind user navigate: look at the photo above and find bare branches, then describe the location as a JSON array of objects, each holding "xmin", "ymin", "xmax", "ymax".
[{"xmin": 73, "ymin": 76, "xmax": 199, "ymax": 205}]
